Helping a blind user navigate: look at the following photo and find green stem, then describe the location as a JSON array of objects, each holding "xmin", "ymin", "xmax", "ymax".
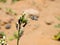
[
  {"xmin": 17, "ymin": 24, "xmax": 21, "ymax": 45},
  {"xmin": 17, "ymin": 30, "xmax": 20, "ymax": 45}
]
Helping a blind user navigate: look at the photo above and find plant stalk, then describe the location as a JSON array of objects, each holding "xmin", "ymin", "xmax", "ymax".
[{"xmin": 17, "ymin": 23, "xmax": 21, "ymax": 45}]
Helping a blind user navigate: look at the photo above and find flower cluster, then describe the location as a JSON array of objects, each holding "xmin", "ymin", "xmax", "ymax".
[{"xmin": 0, "ymin": 32, "xmax": 7, "ymax": 45}]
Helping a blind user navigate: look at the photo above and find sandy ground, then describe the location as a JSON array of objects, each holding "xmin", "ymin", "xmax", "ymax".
[{"xmin": 0, "ymin": 0, "xmax": 60, "ymax": 45}]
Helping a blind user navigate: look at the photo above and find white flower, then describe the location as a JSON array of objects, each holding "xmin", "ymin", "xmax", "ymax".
[
  {"xmin": 2, "ymin": 41, "xmax": 5, "ymax": 43},
  {"xmin": 3, "ymin": 36, "xmax": 5, "ymax": 39}
]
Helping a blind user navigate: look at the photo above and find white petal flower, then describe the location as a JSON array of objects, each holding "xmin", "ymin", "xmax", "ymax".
[
  {"xmin": 3, "ymin": 36, "xmax": 5, "ymax": 39},
  {"xmin": 2, "ymin": 41, "xmax": 5, "ymax": 43}
]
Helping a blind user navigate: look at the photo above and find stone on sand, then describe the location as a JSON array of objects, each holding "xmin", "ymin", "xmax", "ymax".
[
  {"xmin": 5, "ymin": 24, "xmax": 11, "ymax": 29},
  {"xmin": 30, "ymin": 15, "xmax": 39, "ymax": 20}
]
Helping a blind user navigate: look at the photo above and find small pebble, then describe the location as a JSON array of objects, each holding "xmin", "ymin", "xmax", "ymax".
[
  {"xmin": 6, "ymin": 12, "xmax": 10, "ymax": 15},
  {"xmin": 3, "ymin": 22, "xmax": 8, "ymax": 24},
  {"xmin": 30, "ymin": 15, "xmax": 39, "ymax": 21},
  {"xmin": 46, "ymin": 22, "xmax": 52, "ymax": 25},
  {"xmin": 5, "ymin": 24, "xmax": 11, "ymax": 29},
  {"xmin": 14, "ymin": 13, "xmax": 17, "ymax": 15}
]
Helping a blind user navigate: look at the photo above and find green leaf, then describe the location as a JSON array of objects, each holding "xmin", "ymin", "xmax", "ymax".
[
  {"xmin": 19, "ymin": 14, "xmax": 28, "ymax": 23},
  {"xmin": 23, "ymin": 19, "xmax": 28, "ymax": 23},
  {"xmin": 13, "ymin": 32, "xmax": 18, "ymax": 39}
]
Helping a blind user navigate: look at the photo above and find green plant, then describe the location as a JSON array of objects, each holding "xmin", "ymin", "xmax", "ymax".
[
  {"xmin": 8, "ymin": 31, "xmax": 23, "ymax": 41},
  {"xmin": 14, "ymin": 31, "xmax": 23, "ymax": 39},
  {"xmin": 8, "ymin": 32, "xmax": 18, "ymax": 41},
  {"xmin": 0, "ymin": 0, "xmax": 6, "ymax": 3},
  {"xmin": 6, "ymin": 8, "xmax": 17, "ymax": 15},
  {"xmin": 0, "ymin": 32, "xmax": 7, "ymax": 45},
  {"xmin": 16, "ymin": 14, "xmax": 28, "ymax": 45},
  {"xmin": 12, "ymin": 0, "xmax": 20, "ymax": 3},
  {"xmin": 53, "ymin": 32, "xmax": 60, "ymax": 41},
  {"xmin": 14, "ymin": 31, "xmax": 18, "ymax": 39},
  {"xmin": 55, "ymin": 24, "xmax": 60, "ymax": 28}
]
